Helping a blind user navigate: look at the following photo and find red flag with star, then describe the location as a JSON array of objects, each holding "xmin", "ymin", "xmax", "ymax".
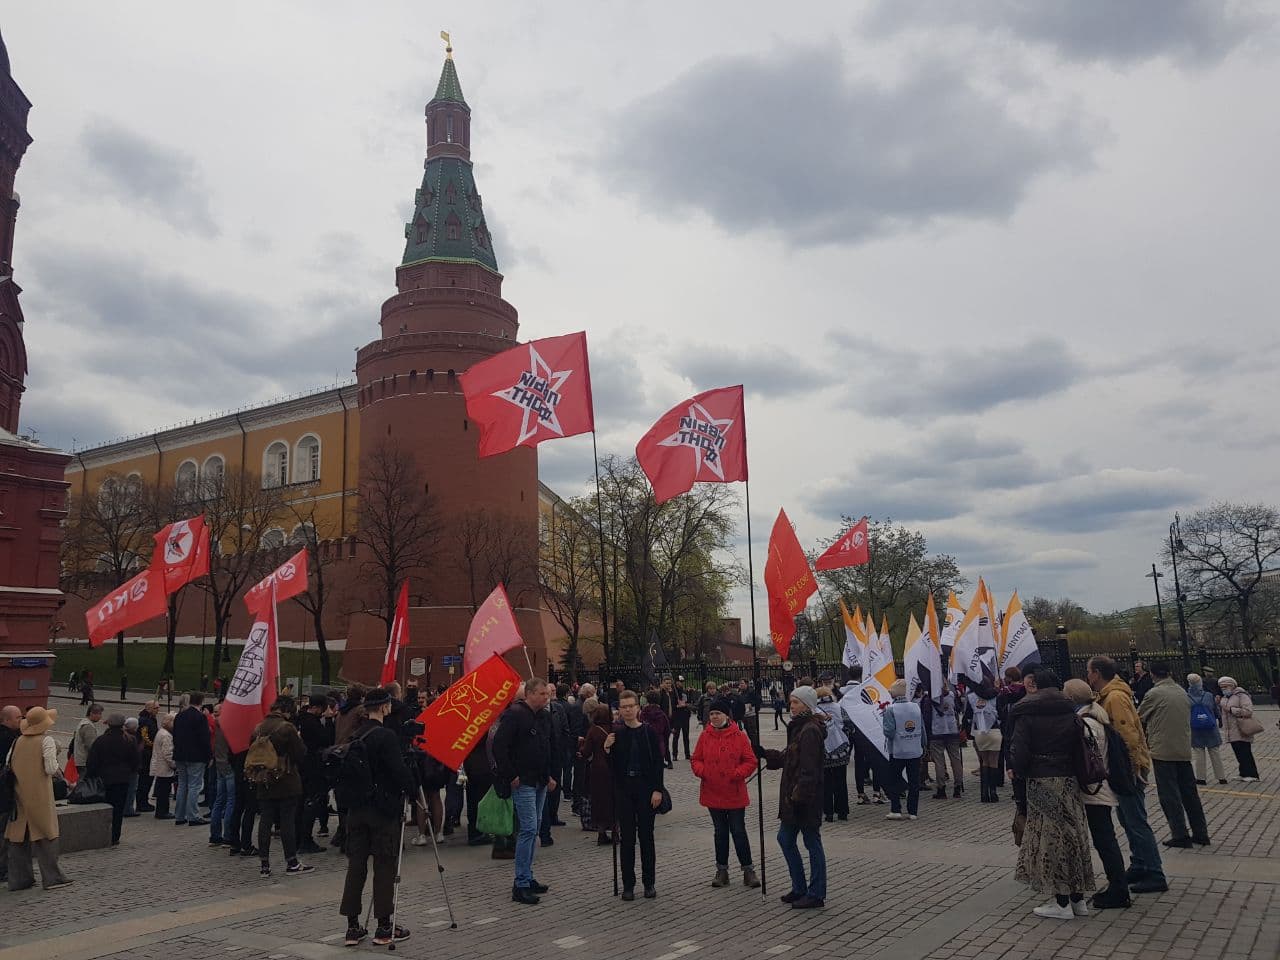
[
  {"xmin": 815, "ymin": 516, "xmax": 870, "ymax": 571},
  {"xmin": 459, "ymin": 332, "xmax": 595, "ymax": 458},
  {"xmin": 151, "ymin": 514, "xmax": 210, "ymax": 594},
  {"xmin": 635, "ymin": 385, "xmax": 747, "ymax": 504},
  {"xmin": 764, "ymin": 508, "xmax": 816, "ymax": 661}
]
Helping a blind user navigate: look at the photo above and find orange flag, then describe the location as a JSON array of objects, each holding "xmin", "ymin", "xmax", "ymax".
[
  {"xmin": 461, "ymin": 584, "xmax": 523, "ymax": 675},
  {"xmin": 764, "ymin": 508, "xmax": 816, "ymax": 661},
  {"xmin": 415, "ymin": 654, "xmax": 522, "ymax": 770}
]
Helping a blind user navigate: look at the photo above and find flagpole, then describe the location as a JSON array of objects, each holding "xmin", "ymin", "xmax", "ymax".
[
  {"xmin": 522, "ymin": 645, "xmax": 537, "ymax": 681},
  {"xmin": 590, "ymin": 431, "xmax": 611, "ymax": 670},
  {"xmin": 743, "ymin": 477, "xmax": 766, "ymax": 898}
]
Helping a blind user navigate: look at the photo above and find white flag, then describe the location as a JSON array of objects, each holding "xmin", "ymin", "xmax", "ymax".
[
  {"xmin": 904, "ymin": 610, "xmax": 942, "ymax": 702},
  {"xmin": 999, "ymin": 591, "xmax": 1041, "ymax": 675},
  {"xmin": 942, "ymin": 590, "xmax": 964, "ymax": 682},
  {"xmin": 840, "ymin": 599, "xmax": 866, "ymax": 669},
  {"xmin": 863, "ymin": 613, "xmax": 894, "ymax": 681},
  {"xmin": 839, "ymin": 681, "xmax": 889, "ymax": 759},
  {"xmin": 950, "ymin": 577, "xmax": 1000, "ymax": 686}
]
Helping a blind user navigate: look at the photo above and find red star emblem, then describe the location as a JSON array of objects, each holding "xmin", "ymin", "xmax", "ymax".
[
  {"xmin": 656, "ymin": 400, "xmax": 735, "ymax": 481},
  {"xmin": 492, "ymin": 344, "xmax": 573, "ymax": 446}
]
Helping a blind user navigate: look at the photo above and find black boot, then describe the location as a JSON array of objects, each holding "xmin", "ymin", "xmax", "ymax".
[
  {"xmin": 979, "ymin": 769, "xmax": 992, "ymax": 803},
  {"xmin": 988, "ymin": 769, "xmax": 999, "ymax": 802}
]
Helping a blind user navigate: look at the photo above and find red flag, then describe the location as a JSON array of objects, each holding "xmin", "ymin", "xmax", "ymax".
[
  {"xmin": 635, "ymin": 385, "xmax": 747, "ymax": 504},
  {"xmin": 462, "ymin": 584, "xmax": 523, "ymax": 675},
  {"xmin": 380, "ymin": 581, "xmax": 411, "ymax": 686},
  {"xmin": 63, "ymin": 756, "xmax": 78, "ymax": 785},
  {"xmin": 459, "ymin": 332, "xmax": 595, "ymax": 458},
  {"xmin": 815, "ymin": 516, "xmax": 870, "ymax": 571},
  {"xmin": 764, "ymin": 508, "xmax": 817, "ymax": 661},
  {"xmin": 414, "ymin": 654, "xmax": 521, "ymax": 771},
  {"xmin": 86, "ymin": 567, "xmax": 167, "ymax": 647},
  {"xmin": 151, "ymin": 515, "xmax": 210, "ymax": 594},
  {"xmin": 244, "ymin": 548, "xmax": 309, "ymax": 614},
  {"xmin": 220, "ymin": 585, "xmax": 281, "ymax": 753}
]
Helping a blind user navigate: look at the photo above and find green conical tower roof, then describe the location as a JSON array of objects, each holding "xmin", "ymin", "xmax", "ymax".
[{"xmin": 433, "ymin": 49, "xmax": 466, "ymax": 105}]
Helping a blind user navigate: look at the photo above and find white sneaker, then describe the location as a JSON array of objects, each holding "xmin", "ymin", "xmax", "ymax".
[
  {"xmin": 907, "ymin": 815, "xmax": 918, "ymax": 821},
  {"xmin": 884, "ymin": 812, "xmax": 904, "ymax": 820},
  {"xmin": 1033, "ymin": 901, "xmax": 1075, "ymax": 920},
  {"xmin": 410, "ymin": 834, "xmax": 429, "ymax": 846},
  {"xmin": 1242, "ymin": 777, "xmax": 1259, "ymax": 783},
  {"xmin": 434, "ymin": 833, "xmax": 446, "ymax": 842},
  {"xmin": 1071, "ymin": 900, "xmax": 1088, "ymax": 917}
]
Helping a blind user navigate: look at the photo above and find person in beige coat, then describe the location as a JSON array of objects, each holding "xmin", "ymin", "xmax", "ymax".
[
  {"xmin": 5, "ymin": 706, "xmax": 72, "ymax": 890},
  {"xmin": 1217, "ymin": 677, "xmax": 1260, "ymax": 782}
]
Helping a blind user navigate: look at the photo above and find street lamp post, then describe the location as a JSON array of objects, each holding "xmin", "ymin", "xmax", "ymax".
[
  {"xmin": 1146, "ymin": 564, "xmax": 1168, "ymax": 646},
  {"xmin": 1169, "ymin": 514, "xmax": 1192, "ymax": 677}
]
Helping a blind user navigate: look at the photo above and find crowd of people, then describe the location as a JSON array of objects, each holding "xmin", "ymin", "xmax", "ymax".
[{"xmin": 0, "ymin": 655, "xmax": 1268, "ymax": 936}]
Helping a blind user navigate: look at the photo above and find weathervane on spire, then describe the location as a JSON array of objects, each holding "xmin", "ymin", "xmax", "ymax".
[{"xmin": 441, "ymin": 30, "xmax": 452, "ymax": 59}]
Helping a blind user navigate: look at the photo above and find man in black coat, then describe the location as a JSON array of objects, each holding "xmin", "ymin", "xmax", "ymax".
[
  {"xmin": 493, "ymin": 678, "xmax": 554, "ymax": 904},
  {"xmin": 135, "ymin": 700, "xmax": 160, "ymax": 813},
  {"xmin": 86, "ymin": 714, "xmax": 140, "ymax": 845},
  {"xmin": 539, "ymin": 684, "xmax": 572, "ymax": 844},
  {"xmin": 296, "ymin": 694, "xmax": 333, "ymax": 854},
  {"xmin": 172, "ymin": 692, "xmax": 212, "ymax": 826}
]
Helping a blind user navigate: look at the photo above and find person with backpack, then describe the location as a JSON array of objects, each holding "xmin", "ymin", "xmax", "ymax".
[
  {"xmin": 690, "ymin": 695, "xmax": 760, "ymax": 889},
  {"xmin": 1065, "ymin": 680, "xmax": 1130, "ymax": 910},
  {"xmin": 1008, "ymin": 667, "xmax": 1095, "ymax": 920},
  {"xmin": 246, "ymin": 696, "xmax": 312, "ymax": 878},
  {"xmin": 335, "ymin": 687, "xmax": 414, "ymax": 947},
  {"xmin": 1137, "ymin": 662, "xmax": 1211, "ymax": 849},
  {"xmin": 1185, "ymin": 673, "xmax": 1227, "ymax": 785}
]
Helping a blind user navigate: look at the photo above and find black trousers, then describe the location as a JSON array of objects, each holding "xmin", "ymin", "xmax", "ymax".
[
  {"xmin": 822, "ymin": 765, "xmax": 849, "ymax": 818},
  {"xmin": 1084, "ymin": 803, "xmax": 1127, "ymax": 890},
  {"xmin": 340, "ymin": 806, "xmax": 402, "ymax": 924},
  {"xmin": 136, "ymin": 754, "xmax": 154, "ymax": 811},
  {"xmin": 295, "ymin": 778, "xmax": 326, "ymax": 845},
  {"xmin": 541, "ymin": 760, "xmax": 562, "ymax": 841},
  {"xmin": 230, "ymin": 759, "xmax": 258, "ymax": 851},
  {"xmin": 152, "ymin": 776, "xmax": 174, "ymax": 818},
  {"xmin": 258, "ymin": 795, "xmax": 299, "ymax": 865},
  {"xmin": 853, "ymin": 741, "xmax": 884, "ymax": 795},
  {"xmin": 1230, "ymin": 741, "xmax": 1259, "ymax": 779},
  {"xmin": 709, "ymin": 807, "xmax": 752, "ymax": 868},
  {"xmin": 615, "ymin": 779, "xmax": 657, "ymax": 890},
  {"xmin": 1153, "ymin": 759, "xmax": 1209, "ymax": 842},
  {"xmin": 104, "ymin": 782, "xmax": 129, "ymax": 843},
  {"xmin": 670, "ymin": 711, "xmax": 691, "ymax": 759}
]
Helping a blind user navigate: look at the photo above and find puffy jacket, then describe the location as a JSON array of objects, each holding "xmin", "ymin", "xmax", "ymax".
[
  {"xmin": 149, "ymin": 727, "xmax": 176, "ymax": 777},
  {"xmin": 690, "ymin": 721, "xmax": 756, "ymax": 809},
  {"xmin": 1097, "ymin": 677, "xmax": 1150, "ymax": 776},
  {"xmin": 1138, "ymin": 678, "xmax": 1193, "ymax": 762},
  {"xmin": 1221, "ymin": 689, "xmax": 1257, "ymax": 743},
  {"xmin": 1009, "ymin": 689, "xmax": 1079, "ymax": 780},
  {"xmin": 761, "ymin": 711, "xmax": 824, "ymax": 828}
]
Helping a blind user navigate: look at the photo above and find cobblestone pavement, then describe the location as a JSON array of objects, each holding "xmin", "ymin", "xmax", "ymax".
[{"xmin": 4, "ymin": 710, "xmax": 1277, "ymax": 960}]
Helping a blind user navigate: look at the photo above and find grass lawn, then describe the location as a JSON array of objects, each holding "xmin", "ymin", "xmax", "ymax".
[{"xmin": 49, "ymin": 640, "xmax": 344, "ymax": 695}]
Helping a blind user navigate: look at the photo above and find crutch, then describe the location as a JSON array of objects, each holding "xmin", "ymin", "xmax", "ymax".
[{"xmin": 417, "ymin": 785, "xmax": 458, "ymax": 930}]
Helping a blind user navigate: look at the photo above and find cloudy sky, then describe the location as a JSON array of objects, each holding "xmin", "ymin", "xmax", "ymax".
[{"xmin": 5, "ymin": 2, "xmax": 1278, "ymax": 626}]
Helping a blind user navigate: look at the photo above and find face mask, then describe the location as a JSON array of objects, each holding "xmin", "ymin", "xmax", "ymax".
[{"xmin": 711, "ymin": 717, "xmax": 729, "ymax": 729}]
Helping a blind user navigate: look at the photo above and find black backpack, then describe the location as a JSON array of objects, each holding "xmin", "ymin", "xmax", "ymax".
[
  {"xmin": 1103, "ymin": 725, "xmax": 1138, "ymax": 796},
  {"xmin": 324, "ymin": 728, "xmax": 378, "ymax": 811}
]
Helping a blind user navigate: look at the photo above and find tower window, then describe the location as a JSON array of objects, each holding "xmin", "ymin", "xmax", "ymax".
[
  {"xmin": 416, "ymin": 220, "xmax": 430, "ymax": 243},
  {"xmin": 446, "ymin": 213, "xmax": 461, "ymax": 241},
  {"xmin": 446, "ymin": 114, "xmax": 454, "ymax": 143}
]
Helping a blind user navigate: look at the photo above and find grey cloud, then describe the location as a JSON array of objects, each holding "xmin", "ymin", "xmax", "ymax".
[
  {"xmin": 845, "ymin": 335, "xmax": 1088, "ymax": 420},
  {"xmin": 536, "ymin": 443, "xmax": 595, "ymax": 498},
  {"xmin": 861, "ymin": 428, "xmax": 1053, "ymax": 490},
  {"xmin": 674, "ymin": 346, "xmax": 839, "ymax": 399},
  {"xmin": 1008, "ymin": 467, "xmax": 1202, "ymax": 533},
  {"xmin": 1020, "ymin": 548, "xmax": 1101, "ymax": 572},
  {"xmin": 603, "ymin": 44, "xmax": 1092, "ymax": 246},
  {"xmin": 865, "ymin": 0, "xmax": 1267, "ymax": 67},
  {"xmin": 926, "ymin": 530, "xmax": 1020, "ymax": 569},
  {"xmin": 806, "ymin": 475, "xmax": 970, "ymax": 524},
  {"xmin": 80, "ymin": 119, "xmax": 217, "ymax": 233},
  {"xmin": 15, "ymin": 390, "xmax": 132, "ymax": 453}
]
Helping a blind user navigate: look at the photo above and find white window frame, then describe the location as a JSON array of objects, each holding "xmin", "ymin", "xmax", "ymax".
[
  {"xmin": 293, "ymin": 434, "xmax": 321, "ymax": 484},
  {"xmin": 263, "ymin": 441, "xmax": 289, "ymax": 488}
]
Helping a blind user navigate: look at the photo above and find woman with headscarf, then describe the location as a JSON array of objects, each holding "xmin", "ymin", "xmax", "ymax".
[
  {"xmin": 4, "ymin": 707, "xmax": 72, "ymax": 890},
  {"xmin": 577, "ymin": 703, "xmax": 615, "ymax": 845},
  {"xmin": 1217, "ymin": 677, "xmax": 1260, "ymax": 782}
]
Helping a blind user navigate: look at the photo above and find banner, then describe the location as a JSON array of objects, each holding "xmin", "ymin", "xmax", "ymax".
[
  {"xmin": 86, "ymin": 567, "xmax": 167, "ymax": 647},
  {"xmin": 950, "ymin": 577, "xmax": 1000, "ymax": 687},
  {"xmin": 415, "ymin": 654, "xmax": 522, "ymax": 771},
  {"xmin": 863, "ymin": 613, "xmax": 893, "ymax": 682},
  {"xmin": 904, "ymin": 612, "xmax": 942, "ymax": 702},
  {"xmin": 380, "ymin": 581, "xmax": 411, "ymax": 686},
  {"xmin": 220, "ymin": 586, "xmax": 280, "ymax": 753},
  {"xmin": 635, "ymin": 385, "xmax": 748, "ymax": 505},
  {"xmin": 459, "ymin": 332, "xmax": 595, "ymax": 458},
  {"xmin": 244, "ymin": 547, "xmax": 309, "ymax": 613},
  {"xmin": 462, "ymin": 584, "xmax": 523, "ymax": 675},
  {"xmin": 839, "ymin": 682, "xmax": 889, "ymax": 759},
  {"xmin": 839, "ymin": 599, "xmax": 866, "ymax": 669},
  {"xmin": 764, "ymin": 508, "xmax": 816, "ymax": 661},
  {"xmin": 151, "ymin": 515, "xmax": 210, "ymax": 594},
  {"xmin": 815, "ymin": 516, "xmax": 869, "ymax": 571},
  {"xmin": 999, "ymin": 591, "xmax": 1042, "ymax": 675},
  {"xmin": 941, "ymin": 590, "xmax": 964, "ymax": 681}
]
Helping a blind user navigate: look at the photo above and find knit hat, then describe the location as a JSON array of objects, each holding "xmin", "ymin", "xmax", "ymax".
[
  {"xmin": 19, "ymin": 706, "xmax": 57, "ymax": 736},
  {"xmin": 790, "ymin": 686, "xmax": 819, "ymax": 714},
  {"xmin": 708, "ymin": 696, "xmax": 735, "ymax": 718}
]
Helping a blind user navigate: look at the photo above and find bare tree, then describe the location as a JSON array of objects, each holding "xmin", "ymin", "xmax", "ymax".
[
  {"xmin": 484, "ymin": 510, "xmax": 538, "ymax": 608},
  {"xmin": 198, "ymin": 469, "xmax": 286, "ymax": 670},
  {"xmin": 452, "ymin": 510, "xmax": 496, "ymax": 613},
  {"xmin": 539, "ymin": 496, "xmax": 600, "ymax": 680},
  {"xmin": 61, "ymin": 473, "xmax": 153, "ymax": 668},
  {"xmin": 355, "ymin": 441, "xmax": 443, "ymax": 642},
  {"xmin": 285, "ymin": 500, "xmax": 341, "ymax": 684}
]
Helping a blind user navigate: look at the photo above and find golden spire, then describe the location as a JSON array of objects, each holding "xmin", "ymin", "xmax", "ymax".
[{"xmin": 441, "ymin": 30, "xmax": 452, "ymax": 60}]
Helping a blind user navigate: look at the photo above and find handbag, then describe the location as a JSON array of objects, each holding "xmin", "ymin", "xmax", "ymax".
[
  {"xmin": 67, "ymin": 775, "xmax": 106, "ymax": 805},
  {"xmin": 1237, "ymin": 715, "xmax": 1264, "ymax": 738}
]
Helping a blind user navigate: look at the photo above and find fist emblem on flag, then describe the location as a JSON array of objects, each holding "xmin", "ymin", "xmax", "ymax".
[{"xmin": 437, "ymin": 678, "xmax": 491, "ymax": 724}]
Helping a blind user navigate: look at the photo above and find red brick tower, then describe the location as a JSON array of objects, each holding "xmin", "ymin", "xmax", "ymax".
[
  {"xmin": 0, "ymin": 31, "xmax": 72, "ymax": 708},
  {"xmin": 351, "ymin": 43, "xmax": 543, "ymax": 681}
]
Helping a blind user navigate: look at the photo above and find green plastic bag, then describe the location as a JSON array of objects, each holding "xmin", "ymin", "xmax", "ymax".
[{"xmin": 476, "ymin": 786, "xmax": 514, "ymax": 837}]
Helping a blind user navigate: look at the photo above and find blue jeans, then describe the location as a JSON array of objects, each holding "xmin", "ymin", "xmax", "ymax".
[
  {"xmin": 210, "ymin": 770, "xmax": 236, "ymax": 842},
  {"xmin": 1114, "ymin": 783, "xmax": 1165, "ymax": 880},
  {"xmin": 512, "ymin": 784, "xmax": 546, "ymax": 889},
  {"xmin": 777, "ymin": 822, "xmax": 826, "ymax": 900},
  {"xmin": 175, "ymin": 761, "xmax": 206, "ymax": 823}
]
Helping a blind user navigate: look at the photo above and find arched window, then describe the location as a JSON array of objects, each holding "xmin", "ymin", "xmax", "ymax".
[
  {"xmin": 261, "ymin": 528, "xmax": 286, "ymax": 550},
  {"xmin": 264, "ymin": 442, "xmax": 289, "ymax": 488},
  {"xmin": 289, "ymin": 522, "xmax": 316, "ymax": 547},
  {"xmin": 294, "ymin": 435, "xmax": 321, "ymax": 483},
  {"xmin": 202, "ymin": 455, "xmax": 225, "ymax": 486},
  {"xmin": 176, "ymin": 460, "xmax": 198, "ymax": 497}
]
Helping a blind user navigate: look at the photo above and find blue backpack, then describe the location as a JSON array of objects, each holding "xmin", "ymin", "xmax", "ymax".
[{"xmin": 1187, "ymin": 693, "xmax": 1216, "ymax": 732}]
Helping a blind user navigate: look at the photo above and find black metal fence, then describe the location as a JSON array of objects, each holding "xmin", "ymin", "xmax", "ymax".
[{"xmin": 553, "ymin": 639, "xmax": 1280, "ymax": 698}]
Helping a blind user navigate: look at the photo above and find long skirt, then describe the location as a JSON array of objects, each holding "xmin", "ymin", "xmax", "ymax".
[{"xmin": 1015, "ymin": 776, "xmax": 1096, "ymax": 896}]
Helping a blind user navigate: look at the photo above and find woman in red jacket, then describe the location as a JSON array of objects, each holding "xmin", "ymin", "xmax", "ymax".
[{"xmin": 690, "ymin": 696, "xmax": 761, "ymax": 889}]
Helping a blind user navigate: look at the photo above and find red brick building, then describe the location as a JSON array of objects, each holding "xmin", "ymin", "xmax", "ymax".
[{"xmin": 0, "ymin": 33, "xmax": 72, "ymax": 708}]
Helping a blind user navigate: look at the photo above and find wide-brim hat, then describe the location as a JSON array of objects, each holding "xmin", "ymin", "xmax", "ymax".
[{"xmin": 20, "ymin": 706, "xmax": 57, "ymax": 735}]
